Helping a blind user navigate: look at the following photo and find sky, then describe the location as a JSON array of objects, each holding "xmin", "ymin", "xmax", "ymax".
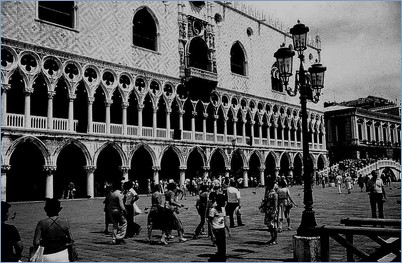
[{"xmin": 247, "ymin": 1, "xmax": 401, "ymax": 104}]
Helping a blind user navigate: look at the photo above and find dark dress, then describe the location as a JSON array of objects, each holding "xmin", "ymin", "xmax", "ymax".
[
  {"xmin": 148, "ymin": 191, "xmax": 167, "ymax": 230},
  {"xmin": 1, "ymin": 223, "xmax": 21, "ymax": 262}
]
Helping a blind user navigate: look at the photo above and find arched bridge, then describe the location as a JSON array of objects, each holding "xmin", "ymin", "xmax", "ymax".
[{"xmin": 357, "ymin": 160, "xmax": 401, "ymax": 181}]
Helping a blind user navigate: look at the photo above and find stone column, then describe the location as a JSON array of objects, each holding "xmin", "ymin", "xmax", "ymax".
[
  {"xmin": 259, "ymin": 167, "xmax": 265, "ymax": 186},
  {"xmin": 87, "ymin": 97, "xmax": 94, "ymax": 133},
  {"xmin": 223, "ymin": 117, "xmax": 228, "ymax": 143},
  {"xmin": 166, "ymin": 110, "xmax": 171, "ymax": 139},
  {"xmin": 24, "ymin": 88, "xmax": 33, "ymax": 128},
  {"xmin": 242, "ymin": 118, "xmax": 246, "ymax": 143},
  {"xmin": 138, "ymin": 105, "xmax": 144, "ymax": 136},
  {"xmin": 287, "ymin": 126, "xmax": 291, "ymax": 144},
  {"xmin": 84, "ymin": 166, "xmax": 96, "ymax": 198},
  {"xmin": 152, "ymin": 166, "xmax": 160, "ymax": 184},
  {"xmin": 203, "ymin": 113, "xmax": 208, "ymax": 141},
  {"xmin": 267, "ymin": 124, "xmax": 271, "ymax": 144},
  {"xmin": 191, "ymin": 111, "xmax": 196, "ymax": 140},
  {"xmin": 119, "ymin": 166, "xmax": 130, "ymax": 182},
  {"xmin": 214, "ymin": 114, "xmax": 219, "ymax": 142},
  {"xmin": 258, "ymin": 122, "xmax": 263, "ymax": 145},
  {"xmin": 1, "ymin": 165, "xmax": 11, "ymax": 201},
  {"xmin": 363, "ymin": 119, "xmax": 368, "ymax": 141},
  {"xmin": 243, "ymin": 168, "xmax": 249, "ymax": 188},
  {"xmin": 2, "ymin": 84, "xmax": 11, "ymax": 126},
  {"xmin": 233, "ymin": 117, "xmax": 238, "ymax": 140},
  {"xmin": 44, "ymin": 165, "xmax": 57, "ymax": 199},
  {"xmin": 203, "ymin": 166, "xmax": 210, "ymax": 179},
  {"xmin": 274, "ymin": 168, "xmax": 279, "ymax": 179},
  {"xmin": 122, "ymin": 102, "xmax": 128, "ymax": 135},
  {"xmin": 250, "ymin": 121, "xmax": 255, "ymax": 142},
  {"xmin": 105, "ymin": 100, "xmax": 111, "ymax": 134},
  {"xmin": 179, "ymin": 110, "xmax": 184, "ymax": 131},
  {"xmin": 68, "ymin": 95, "xmax": 76, "ymax": 131},
  {"xmin": 179, "ymin": 167, "xmax": 186, "ymax": 187},
  {"xmin": 153, "ymin": 108, "xmax": 158, "ymax": 137},
  {"xmin": 274, "ymin": 124, "xmax": 278, "ymax": 146},
  {"xmin": 47, "ymin": 91, "xmax": 55, "ymax": 130},
  {"xmin": 288, "ymin": 167, "xmax": 294, "ymax": 182},
  {"xmin": 225, "ymin": 168, "xmax": 230, "ymax": 178}
]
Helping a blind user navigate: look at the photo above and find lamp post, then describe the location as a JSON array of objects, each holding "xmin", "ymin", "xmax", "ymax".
[{"xmin": 274, "ymin": 20, "xmax": 327, "ymax": 236}]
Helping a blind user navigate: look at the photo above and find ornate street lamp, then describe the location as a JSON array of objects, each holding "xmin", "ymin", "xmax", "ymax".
[{"xmin": 274, "ymin": 20, "xmax": 327, "ymax": 236}]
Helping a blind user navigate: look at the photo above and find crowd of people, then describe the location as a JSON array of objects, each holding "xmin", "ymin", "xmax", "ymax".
[{"xmin": 0, "ymin": 166, "xmax": 392, "ymax": 262}]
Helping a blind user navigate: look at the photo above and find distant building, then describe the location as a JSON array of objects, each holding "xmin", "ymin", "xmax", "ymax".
[
  {"xmin": 325, "ymin": 96, "xmax": 401, "ymax": 164},
  {"xmin": 1, "ymin": 1, "xmax": 327, "ymax": 201}
]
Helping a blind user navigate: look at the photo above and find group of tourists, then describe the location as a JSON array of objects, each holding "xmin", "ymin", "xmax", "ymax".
[{"xmin": 259, "ymin": 176, "xmax": 297, "ymax": 245}]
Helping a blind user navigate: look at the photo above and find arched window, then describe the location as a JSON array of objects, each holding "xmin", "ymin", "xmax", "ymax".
[
  {"xmin": 271, "ymin": 62, "xmax": 283, "ymax": 92},
  {"xmin": 230, "ymin": 41, "xmax": 247, "ymax": 76},
  {"xmin": 133, "ymin": 8, "xmax": 157, "ymax": 51},
  {"xmin": 189, "ymin": 37, "xmax": 209, "ymax": 70},
  {"xmin": 38, "ymin": 1, "xmax": 75, "ymax": 28}
]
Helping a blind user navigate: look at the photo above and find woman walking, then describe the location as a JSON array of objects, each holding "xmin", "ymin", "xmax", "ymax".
[
  {"xmin": 260, "ymin": 178, "xmax": 278, "ymax": 245},
  {"xmin": 165, "ymin": 182, "xmax": 187, "ymax": 243},
  {"xmin": 147, "ymin": 184, "xmax": 168, "ymax": 244},
  {"xmin": 277, "ymin": 179, "xmax": 297, "ymax": 232},
  {"xmin": 33, "ymin": 198, "xmax": 74, "ymax": 261}
]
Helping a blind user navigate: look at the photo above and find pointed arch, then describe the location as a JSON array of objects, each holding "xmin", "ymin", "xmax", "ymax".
[
  {"xmin": 53, "ymin": 139, "xmax": 92, "ymax": 166},
  {"xmin": 94, "ymin": 142, "xmax": 127, "ymax": 167},
  {"xmin": 187, "ymin": 146, "xmax": 207, "ymax": 166},
  {"xmin": 5, "ymin": 135, "xmax": 51, "ymax": 166},
  {"xmin": 231, "ymin": 41, "xmax": 248, "ymax": 76},
  {"xmin": 128, "ymin": 143, "xmax": 157, "ymax": 166},
  {"xmin": 208, "ymin": 147, "xmax": 229, "ymax": 168},
  {"xmin": 160, "ymin": 145, "xmax": 184, "ymax": 167},
  {"xmin": 133, "ymin": 6, "xmax": 159, "ymax": 51}
]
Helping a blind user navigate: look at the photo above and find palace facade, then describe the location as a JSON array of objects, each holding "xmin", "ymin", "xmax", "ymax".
[
  {"xmin": 325, "ymin": 96, "xmax": 401, "ymax": 164},
  {"xmin": 1, "ymin": 1, "xmax": 327, "ymax": 201}
]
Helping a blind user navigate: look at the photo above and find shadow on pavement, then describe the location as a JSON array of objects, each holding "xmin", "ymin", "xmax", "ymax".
[{"xmin": 244, "ymin": 240, "xmax": 268, "ymax": 245}]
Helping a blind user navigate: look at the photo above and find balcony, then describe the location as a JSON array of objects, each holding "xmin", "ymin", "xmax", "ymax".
[
  {"xmin": 3, "ymin": 113, "xmax": 324, "ymax": 152},
  {"xmin": 185, "ymin": 67, "xmax": 218, "ymax": 82}
]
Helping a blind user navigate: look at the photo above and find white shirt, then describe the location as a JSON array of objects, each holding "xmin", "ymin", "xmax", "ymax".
[
  {"xmin": 227, "ymin": 186, "xmax": 241, "ymax": 203},
  {"xmin": 209, "ymin": 207, "xmax": 226, "ymax": 229}
]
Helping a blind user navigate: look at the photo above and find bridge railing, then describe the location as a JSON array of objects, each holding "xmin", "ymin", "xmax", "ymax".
[{"xmin": 357, "ymin": 160, "xmax": 401, "ymax": 176}]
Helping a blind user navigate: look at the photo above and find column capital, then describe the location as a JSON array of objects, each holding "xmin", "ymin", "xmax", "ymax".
[
  {"xmin": 69, "ymin": 94, "xmax": 77, "ymax": 100},
  {"xmin": 152, "ymin": 166, "xmax": 160, "ymax": 171},
  {"xmin": 88, "ymin": 97, "xmax": 95, "ymax": 104},
  {"xmin": 43, "ymin": 165, "xmax": 57, "ymax": 174},
  {"xmin": 84, "ymin": 165, "xmax": 96, "ymax": 173},
  {"xmin": 24, "ymin": 88, "xmax": 34, "ymax": 95},
  {"xmin": 2, "ymin": 83, "xmax": 11, "ymax": 91},
  {"xmin": 137, "ymin": 104, "xmax": 144, "ymax": 110},
  {"xmin": 203, "ymin": 113, "xmax": 209, "ymax": 119},
  {"xmin": 214, "ymin": 115, "xmax": 219, "ymax": 120},
  {"xmin": 202, "ymin": 166, "xmax": 210, "ymax": 171},
  {"xmin": 119, "ymin": 166, "xmax": 130, "ymax": 173},
  {"xmin": 233, "ymin": 117, "xmax": 238, "ymax": 123},
  {"xmin": 192, "ymin": 111, "xmax": 197, "ymax": 117},
  {"xmin": 48, "ymin": 91, "xmax": 56, "ymax": 99},
  {"xmin": 122, "ymin": 102, "xmax": 129, "ymax": 108},
  {"xmin": 1, "ymin": 165, "xmax": 11, "ymax": 173},
  {"xmin": 105, "ymin": 100, "xmax": 112, "ymax": 107},
  {"xmin": 243, "ymin": 167, "xmax": 249, "ymax": 172},
  {"xmin": 179, "ymin": 166, "xmax": 187, "ymax": 171},
  {"xmin": 179, "ymin": 110, "xmax": 185, "ymax": 116},
  {"xmin": 258, "ymin": 167, "xmax": 265, "ymax": 172}
]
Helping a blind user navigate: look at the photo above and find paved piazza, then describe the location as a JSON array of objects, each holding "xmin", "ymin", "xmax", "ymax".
[{"xmin": 8, "ymin": 183, "xmax": 401, "ymax": 262}]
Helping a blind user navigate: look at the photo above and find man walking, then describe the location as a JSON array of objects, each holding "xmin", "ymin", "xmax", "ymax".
[
  {"xmin": 225, "ymin": 179, "xmax": 244, "ymax": 228},
  {"xmin": 368, "ymin": 170, "xmax": 387, "ymax": 218}
]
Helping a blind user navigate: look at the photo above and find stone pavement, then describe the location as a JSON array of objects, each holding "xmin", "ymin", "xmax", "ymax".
[{"xmin": 6, "ymin": 182, "xmax": 401, "ymax": 262}]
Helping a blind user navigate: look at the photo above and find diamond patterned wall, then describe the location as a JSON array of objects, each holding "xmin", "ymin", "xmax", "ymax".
[{"xmin": 1, "ymin": 1, "xmax": 323, "ymax": 112}]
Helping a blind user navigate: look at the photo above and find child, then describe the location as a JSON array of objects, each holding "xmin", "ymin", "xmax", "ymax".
[{"xmin": 208, "ymin": 194, "xmax": 230, "ymax": 262}]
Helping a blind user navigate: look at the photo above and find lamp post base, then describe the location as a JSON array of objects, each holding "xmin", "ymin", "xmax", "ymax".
[
  {"xmin": 293, "ymin": 235, "xmax": 321, "ymax": 262},
  {"xmin": 297, "ymin": 209, "xmax": 318, "ymax": 236}
]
